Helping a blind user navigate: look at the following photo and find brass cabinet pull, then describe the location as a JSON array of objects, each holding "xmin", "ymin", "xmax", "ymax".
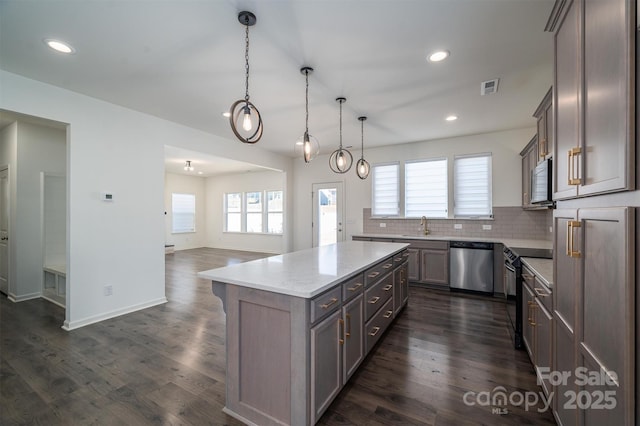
[
  {"xmin": 368, "ymin": 271, "xmax": 380, "ymax": 278},
  {"xmin": 383, "ymin": 310, "xmax": 393, "ymax": 319},
  {"xmin": 369, "ymin": 326, "xmax": 380, "ymax": 337},
  {"xmin": 521, "ymin": 273, "xmax": 534, "ymax": 282},
  {"xmin": 568, "ymin": 147, "xmax": 582, "ymax": 185},
  {"xmin": 347, "ymin": 283, "xmax": 363, "ymax": 292},
  {"xmin": 346, "ymin": 313, "xmax": 351, "ymax": 338},
  {"xmin": 339, "ymin": 319, "xmax": 344, "ymax": 345},
  {"xmin": 402, "ymin": 252, "xmax": 410, "ymax": 257},
  {"xmin": 383, "ymin": 284, "xmax": 393, "ymax": 291},
  {"xmin": 320, "ymin": 297, "xmax": 338, "ymax": 309},
  {"xmin": 394, "ymin": 257, "xmax": 402, "ymax": 262},
  {"xmin": 529, "ymin": 301, "xmax": 537, "ymax": 326},
  {"xmin": 567, "ymin": 220, "xmax": 581, "ymax": 258},
  {"xmin": 540, "ymin": 139, "xmax": 547, "ymax": 157},
  {"xmin": 382, "ymin": 263, "xmax": 393, "ymax": 269},
  {"xmin": 534, "ymin": 287, "xmax": 549, "ymax": 297},
  {"xmin": 368, "ymin": 296, "xmax": 380, "ymax": 304}
]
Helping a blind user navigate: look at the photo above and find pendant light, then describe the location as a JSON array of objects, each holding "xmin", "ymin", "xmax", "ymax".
[
  {"xmin": 356, "ymin": 116, "xmax": 370, "ymax": 179},
  {"xmin": 329, "ymin": 97, "xmax": 353, "ymax": 173},
  {"xmin": 229, "ymin": 11, "xmax": 263, "ymax": 144},
  {"xmin": 300, "ymin": 67, "xmax": 320, "ymax": 163},
  {"xmin": 184, "ymin": 160, "xmax": 194, "ymax": 171}
]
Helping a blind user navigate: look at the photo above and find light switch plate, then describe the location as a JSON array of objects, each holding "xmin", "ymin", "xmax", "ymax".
[
  {"xmin": 454, "ymin": 224, "xmax": 462, "ymax": 230},
  {"xmin": 482, "ymin": 225, "xmax": 492, "ymax": 230},
  {"xmin": 379, "ymin": 223, "xmax": 386, "ymax": 228}
]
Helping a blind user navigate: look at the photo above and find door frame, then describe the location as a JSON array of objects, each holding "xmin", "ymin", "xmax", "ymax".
[
  {"xmin": 311, "ymin": 182, "xmax": 345, "ymax": 247},
  {"xmin": 0, "ymin": 165, "xmax": 9, "ymax": 297}
]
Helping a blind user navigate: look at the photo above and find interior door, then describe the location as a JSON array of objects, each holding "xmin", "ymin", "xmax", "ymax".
[
  {"xmin": 312, "ymin": 182, "xmax": 344, "ymax": 247},
  {"xmin": 0, "ymin": 167, "xmax": 9, "ymax": 295}
]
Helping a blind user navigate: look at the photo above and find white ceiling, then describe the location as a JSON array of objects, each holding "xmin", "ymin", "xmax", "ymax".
[{"xmin": 0, "ymin": 0, "xmax": 554, "ymax": 169}]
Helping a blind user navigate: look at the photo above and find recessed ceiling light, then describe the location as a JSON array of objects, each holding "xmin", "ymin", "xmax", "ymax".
[
  {"xmin": 295, "ymin": 141, "xmax": 304, "ymax": 146},
  {"xmin": 44, "ymin": 39, "xmax": 75, "ymax": 54},
  {"xmin": 445, "ymin": 115, "xmax": 458, "ymax": 121},
  {"xmin": 428, "ymin": 50, "xmax": 449, "ymax": 62},
  {"xmin": 222, "ymin": 112, "xmax": 231, "ymax": 118},
  {"xmin": 197, "ymin": 171, "xmax": 204, "ymax": 175}
]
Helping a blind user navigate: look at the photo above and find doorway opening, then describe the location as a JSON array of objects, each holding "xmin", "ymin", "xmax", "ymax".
[{"xmin": 312, "ymin": 182, "xmax": 344, "ymax": 247}]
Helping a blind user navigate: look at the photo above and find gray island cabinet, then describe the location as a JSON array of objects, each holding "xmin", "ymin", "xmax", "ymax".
[{"xmin": 198, "ymin": 241, "xmax": 409, "ymax": 426}]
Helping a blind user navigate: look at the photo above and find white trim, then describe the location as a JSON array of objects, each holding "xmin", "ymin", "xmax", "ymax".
[
  {"xmin": 61, "ymin": 296, "xmax": 168, "ymax": 331},
  {"xmin": 10, "ymin": 291, "xmax": 42, "ymax": 302}
]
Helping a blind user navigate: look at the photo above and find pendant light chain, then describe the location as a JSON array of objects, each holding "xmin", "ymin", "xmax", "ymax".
[
  {"xmin": 360, "ymin": 118, "xmax": 364, "ymax": 158},
  {"xmin": 339, "ymin": 99, "xmax": 343, "ymax": 149},
  {"xmin": 244, "ymin": 22, "xmax": 250, "ymax": 102},
  {"xmin": 305, "ymin": 70, "xmax": 309, "ymax": 135}
]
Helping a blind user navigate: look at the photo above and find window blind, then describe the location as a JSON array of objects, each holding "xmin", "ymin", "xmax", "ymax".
[
  {"xmin": 454, "ymin": 153, "xmax": 492, "ymax": 217},
  {"xmin": 172, "ymin": 193, "xmax": 196, "ymax": 233},
  {"xmin": 405, "ymin": 159, "xmax": 448, "ymax": 218},
  {"xmin": 372, "ymin": 163, "xmax": 399, "ymax": 216}
]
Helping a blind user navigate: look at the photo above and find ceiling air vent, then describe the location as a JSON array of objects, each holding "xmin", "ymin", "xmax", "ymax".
[{"xmin": 481, "ymin": 78, "xmax": 500, "ymax": 96}]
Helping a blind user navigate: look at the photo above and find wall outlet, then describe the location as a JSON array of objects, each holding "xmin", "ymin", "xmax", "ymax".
[
  {"xmin": 549, "ymin": 226, "xmax": 553, "ymax": 233},
  {"xmin": 379, "ymin": 223, "xmax": 386, "ymax": 228},
  {"xmin": 104, "ymin": 285, "xmax": 113, "ymax": 296},
  {"xmin": 482, "ymin": 224, "xmax": 492, "ymax": 230},
  {"xmin": 454, "ymin": 224, "xmax": 462, "ymax": 230}
]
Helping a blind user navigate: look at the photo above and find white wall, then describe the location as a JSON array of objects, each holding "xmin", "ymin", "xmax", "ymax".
[
  {"xmin": 292, "ymin": 127, "xmax": 535, "ymax": 250},
  {"xmin": 205, "ymin": 170, "xmax": 286, "ymax": 254},
  {"xmin": 164, "ymin": 173, "xmax": 206, "ymax": 251},
  {"xmin": 0, "ymin": 70, "xmax": 293, "ymax": 329}
]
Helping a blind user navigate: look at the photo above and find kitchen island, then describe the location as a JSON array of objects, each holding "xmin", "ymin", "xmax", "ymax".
[{"xmin": 198, "ymin": 241, "xmax": 409, "ymax": 426}]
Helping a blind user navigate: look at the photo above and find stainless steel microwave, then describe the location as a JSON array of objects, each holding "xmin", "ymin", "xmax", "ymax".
[{"xmin": 531, "ymin": 158, "xmax": 553, "ymax": 204}]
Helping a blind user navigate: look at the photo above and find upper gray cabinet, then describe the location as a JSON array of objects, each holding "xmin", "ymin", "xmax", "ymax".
[
  {"xmin": 534, "ymin": 87, "xmax": 553, "ymax": 160},
  {"xmin": 548, "ymin": 0, "xmax": 636, "ymax": 200}
]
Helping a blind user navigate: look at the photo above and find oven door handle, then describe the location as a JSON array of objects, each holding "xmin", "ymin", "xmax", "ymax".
[{"xmin": 505, "ymin": 263, "xmax": 516, "ymax": 273}]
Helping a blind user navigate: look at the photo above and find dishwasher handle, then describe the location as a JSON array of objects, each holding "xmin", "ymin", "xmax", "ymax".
[{"xmin": 450, "ymin": 241, "xmax": 494, "ymax": 250}]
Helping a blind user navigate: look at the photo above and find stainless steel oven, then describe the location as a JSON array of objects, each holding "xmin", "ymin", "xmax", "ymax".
[{"xmin": 503, "ymin": 246, "xmax": 552, "ymax": 349}]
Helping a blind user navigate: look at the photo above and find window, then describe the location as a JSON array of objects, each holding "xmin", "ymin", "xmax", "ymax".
[
  {"xmin": 405, "ymin": 159, "xmax": 448, "ymax": 218},
  {"xmin": 267, "ymin": 190, "xmax": 284, "ymax": 234},
  {"xmin": 223, "ymin": 190, "xmax": 284, "ymax": 234},
  {"xmin": 225, "ymin": 192, "xmax": 242, "ymax": 232},
  {"xmin": 245, "ymin": 191, "xmax": 263, "ymax": 233},
  {"xmin": 372, "ymin": 163, "xmax": 399, "ymax": 216},
  {"xmin": 172, "ymin": 193, "xmax": 196, "ymax": 233},
  {"xmin": 454, "ymin": 153, "xmax": 492, "ymax": 217}
]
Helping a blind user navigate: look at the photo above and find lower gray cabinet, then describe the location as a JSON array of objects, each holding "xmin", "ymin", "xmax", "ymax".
[
  {"xmin": 342, "ymin": 294, "xmax": 364, "ymax": 383},
  {"xmin": 535, "ymin": 301, "xmax": 553, "ymax": 397},
  {"xmin": 393, "ymin": 262, "xmax": 409, "ymax": 317},
  {"xmin": 420, "ymin": 248, "xmax": 448, "ymax": 286},
  {"xmin": 310, "ymin": 309, "xmax": 342, "ymax": 423},
  {"xmin": 406, "ymin": 248, "xmax": 420, "ymax": 281}
]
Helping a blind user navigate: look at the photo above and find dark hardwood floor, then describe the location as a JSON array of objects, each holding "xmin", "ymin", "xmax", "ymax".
[{"xmin": 1, "ymin": 248, "xmax": 556, "ymax": 425}]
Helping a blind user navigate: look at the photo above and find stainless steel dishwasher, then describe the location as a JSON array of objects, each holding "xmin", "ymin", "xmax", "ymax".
[{"xmin": 449, "ymin": 241, "xmax": 494, "ymax": 293}]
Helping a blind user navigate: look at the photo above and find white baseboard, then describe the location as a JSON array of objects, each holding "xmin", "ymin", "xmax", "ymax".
[
  {"xmin": 10, "ymin": 292, "xmax": 42, "ymax": 302},
  {"xmin": 62, "ymin": 297, "xmax": 168, "ymax": 331}
]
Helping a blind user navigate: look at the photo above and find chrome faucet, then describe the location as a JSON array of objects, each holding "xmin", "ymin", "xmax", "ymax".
[{"xmin": 420, "ymin": 216, "xmax": 429, "ymax": 235}]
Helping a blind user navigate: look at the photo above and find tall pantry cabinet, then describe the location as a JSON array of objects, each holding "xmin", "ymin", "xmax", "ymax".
[{"xmin": 546, "ymin": 0, "xmax": 637, "ymax": 425}]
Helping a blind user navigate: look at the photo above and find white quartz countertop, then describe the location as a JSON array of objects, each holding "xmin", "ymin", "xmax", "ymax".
[
  {"xmin": 352, "ymin": 233, "xmax": 553, "ymax": 250},
  {"xmin": 521, "ymin": 257, "xmax": 554, "ymax": 288},
  {"xmin": 197, "ymin": 241, "xmax": 409, "ymax": 299}
]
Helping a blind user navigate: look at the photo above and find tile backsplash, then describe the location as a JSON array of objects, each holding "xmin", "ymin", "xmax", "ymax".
[{"xmin": 362, "ymin": 207, "xmax": 552, "ymax": 241}]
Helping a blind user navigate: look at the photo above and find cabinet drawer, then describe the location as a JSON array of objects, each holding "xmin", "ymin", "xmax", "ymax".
[
  {"xmin": 364, "ymin": 272, "xmax": 393, "ymax": 321},
  {"xmin": 392, "ymin": 250, "xmax": 408, "ymax": 268},
  {"xmin": 407, "ymin": 240, "xmax": 448, "ymax": 250},
  {"xmin": 521, "ymin": 265, "xmax": 536, "ymax": 288},
  {"xmin": 310, "ymin": 286, "xmax": 342, "ymax": 324},
  {"xmin": 365, "ymin": 298, "xmax": 394, "ymax": 353},
  {"xmin": 342, "ymin": 273, "xmax": 364, "ymax": 302},
  {"xmin": 364, "ymin": 257, "xmax": 394, "ymax": 287},
  {"xmin": 533, "ymin": 277, "xmax": 552, "ymax": 313}
]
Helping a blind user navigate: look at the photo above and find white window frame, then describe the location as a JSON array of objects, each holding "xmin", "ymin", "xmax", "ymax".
[
  {"xmin": 171, "ymin": 193, "xmax": 196, "ymax": 233},
  {"xmin": 223, "ymin": 190, "xmax": 284, "ymax": 234},
  {"xmin": 453, "ymin": 152, "xmax": 493, "ymax": 218},
  {"xmin": 266, "ymin": 190, "xmax": 284, "ymax": 234},
  {"xmin": 404, "ymin": 158, "xmax": 448, "ymax": 218},
  {"xmin": 371, "ymin": 162, "xmax": 400, "ymax": 217}
]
